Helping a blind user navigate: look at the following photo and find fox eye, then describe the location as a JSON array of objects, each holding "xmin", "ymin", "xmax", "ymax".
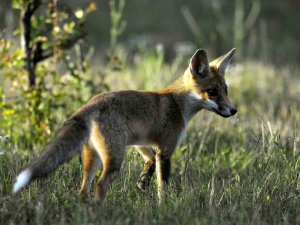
[{"xmin": 207, "ymin": 89, "xmax": 218, "ymax": 97}]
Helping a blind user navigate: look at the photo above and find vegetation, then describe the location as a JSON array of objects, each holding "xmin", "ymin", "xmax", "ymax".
[{"xmin": 0, "ymin": 0, "xmax": 299, "ymax": 225}]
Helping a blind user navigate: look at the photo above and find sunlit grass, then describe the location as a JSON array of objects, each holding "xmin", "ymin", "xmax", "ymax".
[{"xmin": 0, "ymin": 51, "xmax": 300, "ymax": 224}]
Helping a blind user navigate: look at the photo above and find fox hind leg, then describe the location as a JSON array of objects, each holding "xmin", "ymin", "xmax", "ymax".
[
  {"xmin": 94, "ymin": 157, "xmax": 123, "ymax": 203},
  {"xmin": 94, "ymin": 145, "xmax": 124, "ymax": 203},
  {"xmin": 135, "ymin": 146, "xmax": 156, "ymax": 191},
  {"xmin": 90, "ymin": 121, "xmax": 125, "ymax": 203},
  {"xmin": 79, "ymin": 144, "xmax": 102, "ymax": 197}
]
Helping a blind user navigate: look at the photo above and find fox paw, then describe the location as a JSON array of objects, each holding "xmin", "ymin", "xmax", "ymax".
[{"xmin": 136, "ymin": 173, "xmax": 151, "ymax": 192}]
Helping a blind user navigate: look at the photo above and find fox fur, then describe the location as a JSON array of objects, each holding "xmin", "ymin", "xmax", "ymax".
[{"xmin": 13, "ymin": 48, "xmax": 237, "ymax": 204}]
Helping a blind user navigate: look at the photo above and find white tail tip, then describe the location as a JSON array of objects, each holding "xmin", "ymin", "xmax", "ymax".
[{"xmin": 12, "ymin": 169, "xmax": 32, "ymax": 193}]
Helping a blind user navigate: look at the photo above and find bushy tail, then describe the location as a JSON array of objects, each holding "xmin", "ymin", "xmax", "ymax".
[{"xmin": 12, "ymin": 117, "xmax": 90, "ymax": 193}]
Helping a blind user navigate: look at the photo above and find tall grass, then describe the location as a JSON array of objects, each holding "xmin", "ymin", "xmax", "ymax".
[{"xmin": 0, "ymin": 50, "xmax": 299, "ymax": 224}]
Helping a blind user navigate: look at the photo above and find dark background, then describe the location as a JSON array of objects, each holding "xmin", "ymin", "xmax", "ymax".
[{"xmin": 1, "ymin": 0, "xmax": 300, "ymax": 64}]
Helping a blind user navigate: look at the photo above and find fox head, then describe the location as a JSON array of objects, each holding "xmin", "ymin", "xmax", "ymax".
[{"xmin": 184, "ymin": 48, "xmax": 237, "ymax": 118}]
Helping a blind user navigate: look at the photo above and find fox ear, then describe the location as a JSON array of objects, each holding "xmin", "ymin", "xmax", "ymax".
[
  {"xmin": 210, "ymin": 48, "xmax": 236, "ymax": 75},
  {"xmin": 189, "ymin": 49, "xmax": 209, "ymax": 78}
]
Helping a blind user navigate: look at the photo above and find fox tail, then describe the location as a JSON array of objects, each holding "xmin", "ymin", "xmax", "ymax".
[{"xmin": 12, "ymin": 117, "xmax": 90, "ymax": 193}]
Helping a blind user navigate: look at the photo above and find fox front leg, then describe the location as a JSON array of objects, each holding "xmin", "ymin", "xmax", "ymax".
[
  {"xmin": 135, "ymin": 146, "xmax": 156, "ymax": 191},
  {"xmin": 156, "ymin": 151, "xmax": 171, "ymax": 204},
  {"xmin": 137, "ymin": 160, "xmax": 156, "ymax": 191},
  {"xmin": 154, "ymin": 133, "xmax": 179, "ymax": 204}
]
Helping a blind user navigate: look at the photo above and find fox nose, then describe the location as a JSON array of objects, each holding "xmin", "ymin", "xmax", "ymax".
[{"xmin": 230, "ymin": 108, "xmax": 237, "ymax": 115}]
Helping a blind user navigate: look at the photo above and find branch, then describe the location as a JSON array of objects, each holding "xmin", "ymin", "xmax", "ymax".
[
  {"xmin": 28, "ymin": 0, "xmax": 41, "ymax": 15},
  {"xmin": 59, "ymin": 31, "xmax": 86, "ymax": 50},
  {"xmin": 245, "ymin": 0, "xmax": 261, "ymax": 31},
  {"xmin": 33, "ymin": 30, "xmax": 86, "ymax": 64},
  {"xmin": 180, "ymin": 6, "xmax": 201, "ymax": 38},
  {"xmin": 33, "ymin": 41, "xmax": 54, "ymax": 64}
]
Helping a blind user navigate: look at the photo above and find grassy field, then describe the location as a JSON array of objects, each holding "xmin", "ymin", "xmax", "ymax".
[{"xmin": 0, "ymin": 56, "xmax": 300, "ymax": 224}]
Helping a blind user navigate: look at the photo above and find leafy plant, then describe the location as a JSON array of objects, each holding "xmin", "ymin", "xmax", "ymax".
[{"xmin": 0, "ymin": 1, "xmax": 103, "ymax": 145}]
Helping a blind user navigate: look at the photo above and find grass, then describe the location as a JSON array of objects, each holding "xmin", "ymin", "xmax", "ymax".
[{"xmin": 0, "ymin": 54, "xmax": 300, "ymax": 225}]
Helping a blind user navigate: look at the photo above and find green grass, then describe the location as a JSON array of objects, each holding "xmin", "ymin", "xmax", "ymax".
[{"xmin": 1, "ymin": 59, "xmax": 300, "ymax": 225}]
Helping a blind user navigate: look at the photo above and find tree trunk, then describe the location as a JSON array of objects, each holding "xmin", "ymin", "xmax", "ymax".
[{"xmin": 21, "ymin": 1, "xmax": 40, "ymax": 88}]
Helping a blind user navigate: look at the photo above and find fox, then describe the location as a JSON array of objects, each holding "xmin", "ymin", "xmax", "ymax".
[{"xmin": 12, "ymin": 48, "xmax": 237, "ymax": 204}]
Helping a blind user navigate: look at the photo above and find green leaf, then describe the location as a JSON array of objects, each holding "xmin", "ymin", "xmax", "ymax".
[
  {"xmin": 13, "ymin": 28, "xmax": 21, "ymax": 36},
  {"xmin": 12, "ymin": 0, "xmax": 32, "ymax": 10},
  {"xmin": 12, "ymin": 0, "xmax": 22, "ymax": 9}
]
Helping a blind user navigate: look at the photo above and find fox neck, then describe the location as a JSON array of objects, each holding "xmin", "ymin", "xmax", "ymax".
[{"xmin": 159, "ymin": 71, "xmax": 205, "ymax": 125}]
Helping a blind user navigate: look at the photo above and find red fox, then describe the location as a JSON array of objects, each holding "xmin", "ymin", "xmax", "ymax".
[{"xmin": 13, "ymin": 48, "xmax": 237, "ymax": 203}]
